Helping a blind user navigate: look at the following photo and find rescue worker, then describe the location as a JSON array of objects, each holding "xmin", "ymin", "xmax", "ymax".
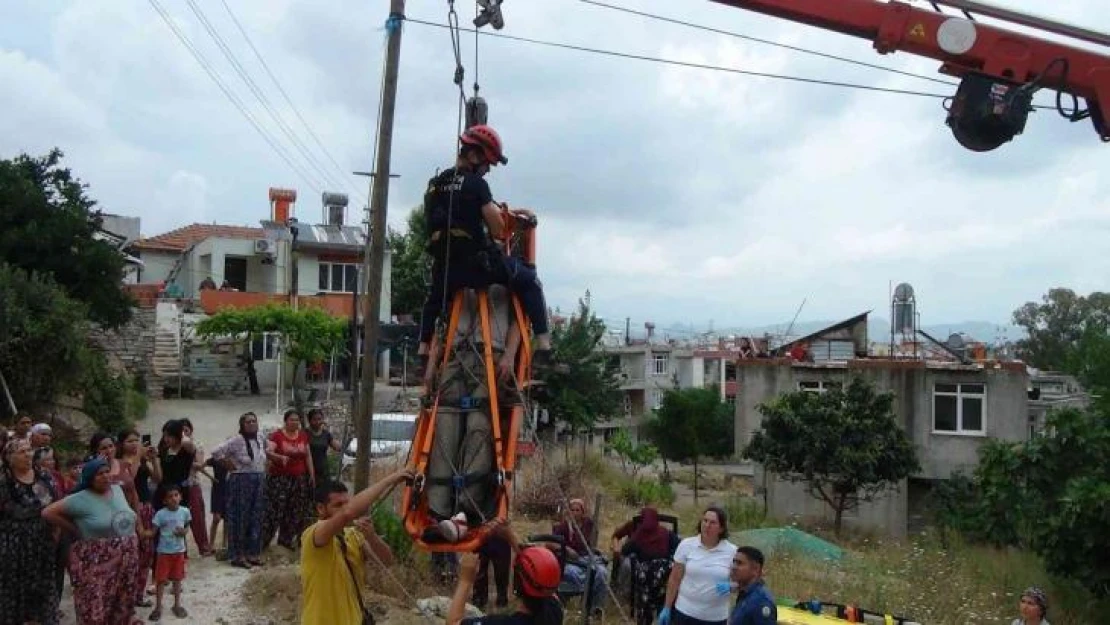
[
  {"xmin": 418, "ymin": 124, "xmax": 553, "ymax": 377},
  {"xmin": 728, "ymin": 546, "xmax": 777, "ymax": 625}
]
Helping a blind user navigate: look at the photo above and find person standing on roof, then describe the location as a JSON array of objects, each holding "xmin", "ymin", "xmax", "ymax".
[
  {"xmin": 418, "ymin": 124, "xmax": 554, "ymax": 375},
  {"xmin": 728, "ymin": 546, "xmax": 776, "ymax": 625}
]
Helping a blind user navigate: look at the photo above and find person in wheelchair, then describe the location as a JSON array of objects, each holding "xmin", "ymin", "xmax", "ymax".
[
  {"xmin": 611, "ymin": 507, "xmax": 680, "ymax": 609},
  {"xmin": 549, "ymin": 498, "xmax": 609, "ymax": 616}
]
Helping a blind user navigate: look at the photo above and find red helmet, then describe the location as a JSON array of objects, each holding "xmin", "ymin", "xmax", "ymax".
[
  {"xmin": 460, "ymin": 124, "xmax": 508, "ymax": 165},
  {"xmin": 515, "ymin": 546, "xmax": 561, "ymax": 598}
]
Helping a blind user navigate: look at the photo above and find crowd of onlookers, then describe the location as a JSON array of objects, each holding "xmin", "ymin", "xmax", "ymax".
[
  {"xmin": 0, "ymin": 406, "xmax": 342, "ymax": 625},
  {"xmin": 3, "ymin": 409, "xmax": 1054, "ymax": 625}
]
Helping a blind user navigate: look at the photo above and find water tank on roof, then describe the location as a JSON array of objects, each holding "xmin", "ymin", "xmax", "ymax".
[
  {"xmin": 892, "ymin": 282, "xmax": 916, "ymax": 334},
  {"xmin": 322, "ymin": 192, "xmax": 349, "ymax": 226}
]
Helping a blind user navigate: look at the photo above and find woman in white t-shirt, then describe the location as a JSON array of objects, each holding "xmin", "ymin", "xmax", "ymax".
[{"xmin": 659, "ymin": 506, "xmax": 737, "ymax": 625}]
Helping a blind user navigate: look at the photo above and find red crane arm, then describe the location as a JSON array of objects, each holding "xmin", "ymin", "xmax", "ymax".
[{"xmin": 711, "ymin": 0, "xmax": 1110, "ymax": 148}]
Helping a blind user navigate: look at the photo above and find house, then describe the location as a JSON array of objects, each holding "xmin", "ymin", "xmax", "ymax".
[
  {"xmin": 594, "ymin": 324, "xmax": 756, "ymax": 446},
  {"xmin": 1028, "ymin": 370, "xmax": 1090, "ymax": 436},
  {"xmin": 735, "ymin": 312, "xmax": 1033, "ymax": 537},
  {"xmin": 125, "ymin": 188, "xmax": 392, "ymax": 394}
]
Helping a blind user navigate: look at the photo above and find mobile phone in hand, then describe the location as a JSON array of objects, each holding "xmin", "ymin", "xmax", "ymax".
[{"xmin": 142, "ymin": 434, "xmax": 152, "ymax": 446}]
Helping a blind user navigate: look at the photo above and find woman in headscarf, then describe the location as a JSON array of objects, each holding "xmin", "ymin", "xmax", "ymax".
[
  {"xmin": 1, "ymin": 437, "xmax": 60, "ymax": 625},
  {"xmin": 42, "ymin": 456, "xmax": 141, "ymax": 625},
  {"xmin": 1011, "ymin": 586, "xmax": 1050, "ymax": 625},
  {"xmin": 622, "ymin": 507, "xmax": 680, "ymax": 621},
  {"xmin": 209, "ymin": 412, "xmax": 269, "ymax": 568}
]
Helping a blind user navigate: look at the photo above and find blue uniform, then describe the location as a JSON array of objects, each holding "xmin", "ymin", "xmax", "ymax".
[{"xmin": 729, "ymin": 580, "xmax": 777, "ymax": 625}]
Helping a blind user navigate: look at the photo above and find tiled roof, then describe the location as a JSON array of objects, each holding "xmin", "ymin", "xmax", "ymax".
[{"xmin": 132, "ymin": 223, "xmax": 265, "ymax": 252}]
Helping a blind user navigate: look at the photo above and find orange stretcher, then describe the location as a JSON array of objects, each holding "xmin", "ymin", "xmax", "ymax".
[{"xmin": 400, "ymin": 206, "xmax": 538, "ymax": 552}]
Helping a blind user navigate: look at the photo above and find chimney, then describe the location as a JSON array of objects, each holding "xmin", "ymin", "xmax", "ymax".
[
  {"xmin": 322, "ymin": 192, "xmax": 349, "ymax": 226},
  {"xmin": 269, "ymin": 187, "xmax": 297, "ymax": 223}
]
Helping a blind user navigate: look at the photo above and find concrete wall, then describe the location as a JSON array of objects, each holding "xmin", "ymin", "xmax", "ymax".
[
  {"xmin": 138, "ymin": 251, "xmax": 177, "ymax": 285},
  {"xmin": 735, "ymin": 359, "xmax": 1029, "ymax": 535},
  {"xmin": 188, "ymin": 237, "xmax": 282, "ymax": 298}
]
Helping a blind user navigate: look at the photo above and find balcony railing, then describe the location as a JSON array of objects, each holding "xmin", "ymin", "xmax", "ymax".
[{"xmin": 199, "ymin": 290, "xmax": 359, "ymax": 318}]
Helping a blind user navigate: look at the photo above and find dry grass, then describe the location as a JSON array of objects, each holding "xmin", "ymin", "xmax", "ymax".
[{"xmin": 240, "ymin": 451, "xmax": 1107, "ymax": 625}]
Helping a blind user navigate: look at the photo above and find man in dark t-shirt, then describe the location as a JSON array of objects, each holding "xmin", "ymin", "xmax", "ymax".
[{"xmin": 418, "ymin": 124, "xmax": 554, "ymax": 376}]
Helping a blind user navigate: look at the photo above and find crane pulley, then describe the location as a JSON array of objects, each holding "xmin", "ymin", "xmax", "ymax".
[{"xmin": 712, "ymin": 0, "xmax": 1110, "ymax": 151}]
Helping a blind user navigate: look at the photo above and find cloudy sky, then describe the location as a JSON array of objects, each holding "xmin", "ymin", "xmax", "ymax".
[{"xmin": 3, "ymin": 0, "xmax": 1108, "ymax": 336}]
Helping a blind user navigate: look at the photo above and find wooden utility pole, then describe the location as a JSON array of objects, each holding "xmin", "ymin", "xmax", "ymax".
[{"xmin": 355, "ymin": 0, "xmax": 406, "ymax": 492}]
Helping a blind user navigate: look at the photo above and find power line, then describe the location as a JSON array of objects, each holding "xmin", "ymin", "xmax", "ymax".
[
  {"xmin": 183, "ymin": 0, "xmax": 354, "ymax": 196},
  {"xmin": 407, "ymin": 17, "xmax": 1060, "ymax": 109},
  {"xmin": 405, "ymin": 17, "xmax": 955, "ymax": 100},
  {"xmin": 217, "ymin": 0, "xmax": 369, "ymax": 207},
  {"xmin": 578, "ymin": 0, "xmax": 958, "ymax": 87},
  {"xmin": 146, "ymin": 0, "xmax": 324, "ymax": 195}
]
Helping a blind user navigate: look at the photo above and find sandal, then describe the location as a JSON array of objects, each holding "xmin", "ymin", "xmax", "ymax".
[
  {"xmin": 149, "ymin": 608, "xmax": 162, "ymax": 621},
  {"xmin": 247, "ymin": 558, "xmax": 263, "ymax": 567},
  {"xmin": 172, "ymin": 606, "xmax": 188, "ymax": 619},
  {"xmin": 230, "ymin": 559, "xmax": 249, "ymax": 569},
  {"xmin": 135, "ymin": 599, "xmax": 153, "ymax": 608}
]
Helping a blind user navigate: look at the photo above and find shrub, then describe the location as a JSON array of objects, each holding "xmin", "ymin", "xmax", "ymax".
[
  {"xmin": 618, "ymin": 477, "xmax": 675, "ymax": 507},
  {"xmin": 80, "ymin": 350, "xmax": 132, "ymax": 433},
  {"xmin": 370, "ymin": 502, "xmax": 412, "ymax": 562}
]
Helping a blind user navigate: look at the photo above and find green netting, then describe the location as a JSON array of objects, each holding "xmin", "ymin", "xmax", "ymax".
[{"xmin": 733, "ymin": 527, "xmax": 844, "ymax": 562}]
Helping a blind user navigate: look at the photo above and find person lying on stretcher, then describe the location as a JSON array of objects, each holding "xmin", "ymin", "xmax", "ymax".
[{"xmin": 421, "ymin": 284, "xmax": 522, "ymax": 539}]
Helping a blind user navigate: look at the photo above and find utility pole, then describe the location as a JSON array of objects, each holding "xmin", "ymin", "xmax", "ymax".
[{"xmin": 354, "ymin": 0, "xmax": 405, "ymax": 492}]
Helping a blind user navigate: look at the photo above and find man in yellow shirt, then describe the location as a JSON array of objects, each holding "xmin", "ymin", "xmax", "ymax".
[{"xmin": 300, "ymin": 470, "xmax": 412, "ymax": 625}]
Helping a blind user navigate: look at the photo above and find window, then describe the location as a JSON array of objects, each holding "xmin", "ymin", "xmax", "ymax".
[
  {"xmin": 652, "ymin": 353, "xmax": 668, "ymax": 376},
  {"xmin": 251, "ymin": 332, "xmax": 281, "ymax": 361},
  {"xmin": 317, "ymin": 263, "xmax": 359, "ymax": 293},
  {"xmin": 798, "ymin": 380, "xmax": 841, "ymax": 393},
  {"xmin": 373, "ymin": 420, "xmax": 416, "ymax": 442},
  {"xmin": 623, "ymin": 394, "xmax": 632, "ymax": 416},
  {"xmin": 725, "ymin": 394, "xmax": 737, "ymax": 406},
  {"xmin": 933, "ymin": 383, "xmax": 985, "ymax": 434}
]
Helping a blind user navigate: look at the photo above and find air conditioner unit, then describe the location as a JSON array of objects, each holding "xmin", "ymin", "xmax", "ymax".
[{"xmin": 254, "ymin": 239, "xmax": 276, "ymax": 255}]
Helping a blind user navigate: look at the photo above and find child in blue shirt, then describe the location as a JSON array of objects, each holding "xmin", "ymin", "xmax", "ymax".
[{"xmin": 151, "ymin": 485, "xmax": 192, "ymax": 620}]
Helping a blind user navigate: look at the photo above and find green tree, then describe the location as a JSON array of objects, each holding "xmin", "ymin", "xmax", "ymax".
[
  {"xmin": 605, "ymin": 429, "xmax": 658, "ymax": 479},
  {"xmin": 195, "ymin": 304, "xmax": 347, "ymax": 412},
  {"xmin": 645, "ymin": 386, "xmax": 733, "ymax": 503},
  {"xmin": 0, "ymin": 149, "xmax": 134, "ymax": 328},
  {"xmin": 744, "ymin": 377, "xmax": 920, "ymax": 536},
  {"xmin": 388, "ymin": 206, "xmax": 429, "ymax": 320},
  {"xmin": 1012, "ymin": 288, "xmax": 1110, "ymax": 372},
  {"xmin": 542, "ymin": 294, "xmax": 621, "ymax": 453},
  {"xmin": 935, "ymin": 407, "xmax": 1110, "ymax": 597},
  {"xmin": 0, "ymin": 264, "xmax": 90, "ymax": 419}
]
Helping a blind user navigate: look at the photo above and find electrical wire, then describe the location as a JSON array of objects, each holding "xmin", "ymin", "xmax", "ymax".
[
  {"xmin": 184, "ymin": 0, "xmax": 354, "ymax": 196},
  {"xmin": 406, "ymin": 17, "xmax": 955, "ymax": 100},
  {"xmin": 578, "ymin": 0, "xmax": 959, "ymax": 87},
  {"xmin": 406, "ymin": 16, "xmax": 1062, "ymax": 109},
  {"xmin": 146, "ymin": 0, "xmax": 323, "ymax": 196},
  {"xmin": 217, "ymin": 0, "xmax": 370, "ymax": 207}
]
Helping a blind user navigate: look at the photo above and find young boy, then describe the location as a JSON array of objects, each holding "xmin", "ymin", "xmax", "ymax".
[{"xmin": 151, "ymin": 485, "xmax": 192, "ymax": 620}]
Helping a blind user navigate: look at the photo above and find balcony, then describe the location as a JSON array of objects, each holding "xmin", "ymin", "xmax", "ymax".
[{"xmin": 199, "ymin": 290, "xmax": 360, "ymax": 318}]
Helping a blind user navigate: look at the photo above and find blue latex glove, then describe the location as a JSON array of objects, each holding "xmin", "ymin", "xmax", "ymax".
[
  {"xmin": 658, "ymin": 607, "xmax": 672, "ymax": 625},
  {"xmin": 715, "ymin": 581, "xmax": 732, "ymax": 596}
]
